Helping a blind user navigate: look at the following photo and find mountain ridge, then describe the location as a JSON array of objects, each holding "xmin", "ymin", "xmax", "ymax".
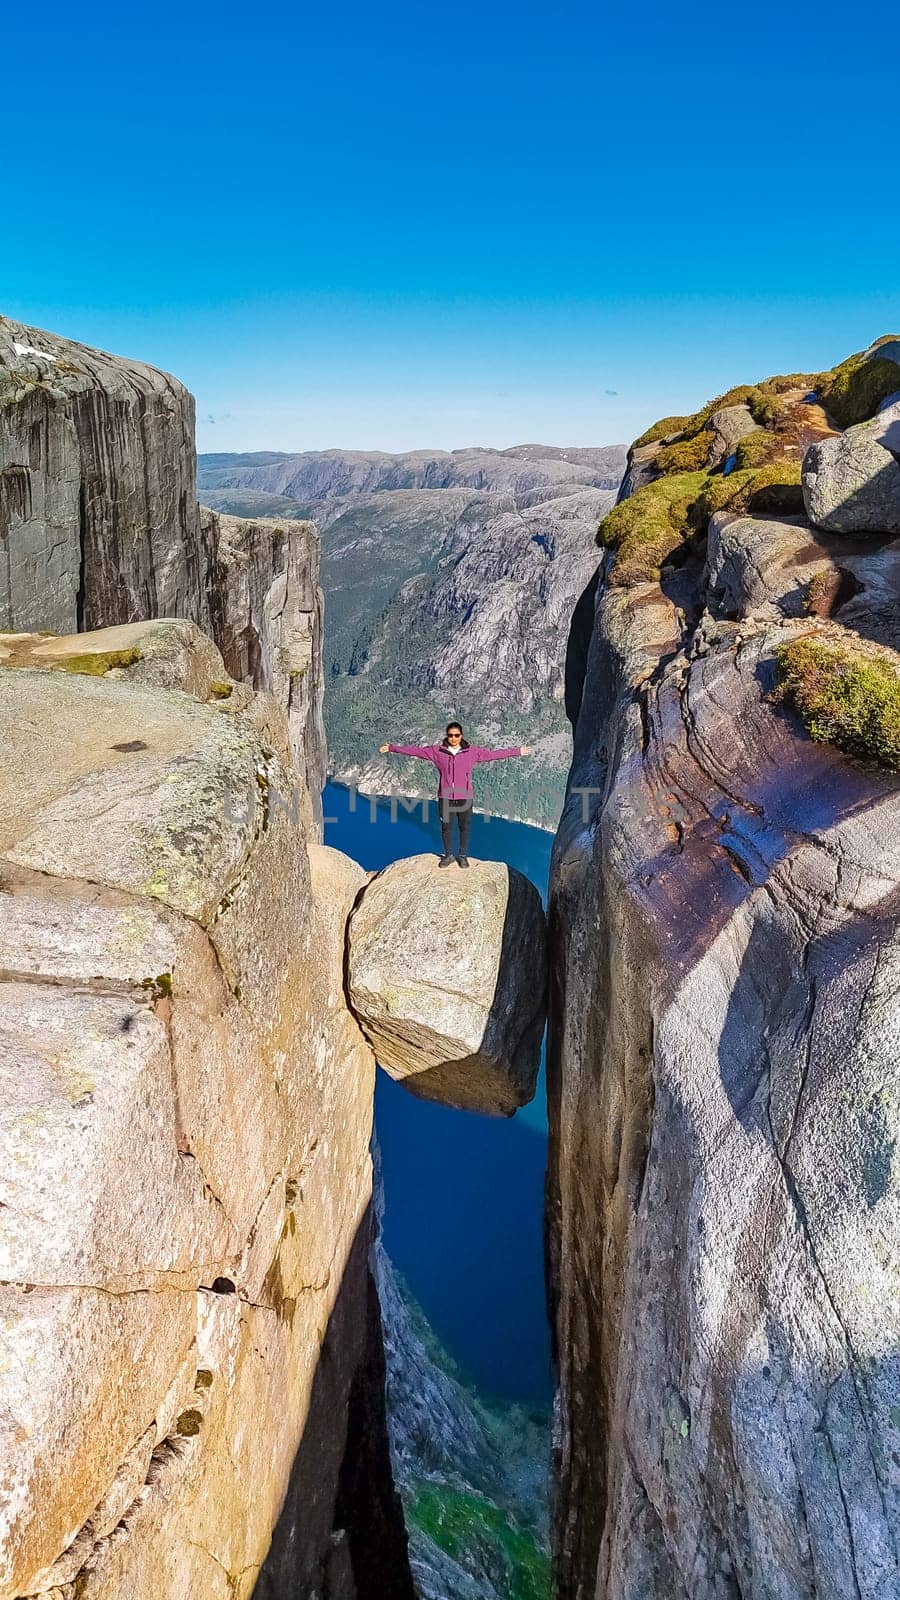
[
  {"xmin": 199, "ymin": 443, "xmax": 625, "ymax": 503},
  {"xmin": 200, "ymin": 443, "xmax": 628, "ymax": 825}
]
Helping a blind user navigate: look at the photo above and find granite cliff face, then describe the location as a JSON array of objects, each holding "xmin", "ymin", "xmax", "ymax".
[
  {"xmin": 0, "ymin": 319, "xmax": 325, "ymax": 813},
  {"xmin": 548, "ymin": 340, "xmax": 900, "ymax": 1598},
  {"xmin": 0, "ymin": 319, "xmax": 197, "ymax": 636},
  {"xmin": 200, "ymin": 505, "xmax": 326, "ymax": 817},
  {"xmin": 200, "ymin": 448, "xmax": 627, "ymax": 826},
  {"xmin": 0, "ymin": 622, "xmax": 411, "ymax": 1600}
]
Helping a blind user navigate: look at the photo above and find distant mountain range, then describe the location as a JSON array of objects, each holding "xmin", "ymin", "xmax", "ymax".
[
  {"xmin": 199, "ymin": 443, "xmax": 624, "ymax": 503},
  {"xmin": 198, "ymin": 444, "xmax": 627, "ymax": 825}
]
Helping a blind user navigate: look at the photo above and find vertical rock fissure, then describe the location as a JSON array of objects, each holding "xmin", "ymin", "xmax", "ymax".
[{"xmin": 75, "ymin": 481, "xmax": 87, "ymax": 632}]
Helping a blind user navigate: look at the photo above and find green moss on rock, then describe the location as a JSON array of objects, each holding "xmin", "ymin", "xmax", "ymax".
[
  {"xmin": 141, "ymin": 971, "xmax": 173, "ymax": 1001},
  {"xmin": 633, "ymin": 414, "xmax": 693, "ymax": 449},
  {"xmin": 597, "ymin": 470, "xmax": 708, "ymax": 585},
  {"xmin": 654, "ymin": 431, "xmax": 714, "ymax": 475},
  {"xmin": 747, "ymin": 388, "xmax": 791, "ymax": 429},
  {"xmin": 757, "ymin": 371, "xmax": 820, "ymax": 396},
  {"xmin": 49, "ymin": 646, "xmax": 143, "ymax": 676},
  {"xmin": 697, "ymin": 460, "xmax": 803, "ymax": 521},
  {"xmin": 407, "ymin": 1487, "xmax": 551, "ymax": 1600},
  {"xmin": 633, "ymin": 367, "xmax": 825, "ymax": 462},
  {"xmin": 775, "ymin": 635, "xmax": 900, "ymax": 770},
  {"xmin": 734, "ymin": 430, "xmax": 786, "ymax": 470},
  {"xmin": 819, "ymin": 350, "xmax": 900, "ymax": 429},
  {"xmin": 635, "ymin": 387, "xmax": 758, "ymax": 453}
]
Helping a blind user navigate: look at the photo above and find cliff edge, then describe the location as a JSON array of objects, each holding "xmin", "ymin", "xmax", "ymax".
[
  {"xmin": 549, "ymin": 339, "xmax": 900, "ymax": 1598},
  {"xmin": 0, "ymin": 318, "xmax": 325, "ymax": 817},
  {"xmin": 0, "ymin": 621, "xmax": 411, "ymax": 1599}
]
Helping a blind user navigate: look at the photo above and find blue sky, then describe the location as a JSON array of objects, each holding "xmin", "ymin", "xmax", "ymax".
[{"xmin": 3, "ymin": 0, "xmax": 898, "ymax": 451}]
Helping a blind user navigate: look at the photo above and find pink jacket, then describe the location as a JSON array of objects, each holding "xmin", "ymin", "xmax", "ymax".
[{"xmin": 387, "ymin": 740, "xmax": 522, "ymax": 799}]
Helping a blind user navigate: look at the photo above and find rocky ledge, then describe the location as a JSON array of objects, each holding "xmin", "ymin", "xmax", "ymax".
[{"xmin": 0, "ymin": 318, "xmax": 325, "ymax": 819}]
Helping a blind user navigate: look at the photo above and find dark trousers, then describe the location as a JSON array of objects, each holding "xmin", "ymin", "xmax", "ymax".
[{"xmin": 440, "ymin": 797, "xmax": 472, "ymax": 857}]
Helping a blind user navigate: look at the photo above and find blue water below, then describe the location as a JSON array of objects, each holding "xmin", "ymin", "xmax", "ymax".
[{"xmin": 323, "ymin": 782, "xmax": 552, "ymax": 1407}]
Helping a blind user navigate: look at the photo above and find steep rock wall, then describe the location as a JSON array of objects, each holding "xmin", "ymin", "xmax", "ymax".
[
  {"xmin": 0, "ymin": 318, "xmax": 199, "ymax": 635},
  {"xmin": 0, "ymin": 319, "xmax": 324, "ymax": 817},
  {"xmin": 199, "ymin": 505, "xmax": 326, "ymax": 820},
  {"xmin": 0, "ymin": 624, "xmax": 410, "ymax": 1599},
  {"xmin": 549, "ymin": 351, "xmax": 900, "ymax": 1599}
]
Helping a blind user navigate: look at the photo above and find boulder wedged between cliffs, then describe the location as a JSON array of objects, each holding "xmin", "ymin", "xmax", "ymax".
[{"xmin": 346, "ymin": 853, "xmax": 547, "ymax": 1117}]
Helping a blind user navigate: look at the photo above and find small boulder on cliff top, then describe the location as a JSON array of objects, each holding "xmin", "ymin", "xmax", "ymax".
[
  {"xmin": 803, "ymin": 396, "xmax": 900, "ymax": 533},
  {"xmin": 347, "ymin": 854, "xmax": 547, "ymax": 1116}
]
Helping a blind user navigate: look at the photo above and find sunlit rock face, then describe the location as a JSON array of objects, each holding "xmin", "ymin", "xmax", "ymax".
[
  {"xmin": 0, "ymin": 625, "xmax": 410, "ymax": 1600},
  {"xmin": 549, "ymin": 359, "xmax": 900, "ymax": 1599},
  {"xmin": 0, "ymin": 316, "xmax": 198, "ymax": 637},
  {"xmin": 0, "ymin": 319, "xmax": 325, "ymax": 819},
  {"xmin": 347, "ymin": 853, "xmax": 547, "ymax": 1116},
  {"xmin": 804, "ymin": 396, "xmax": 900, "ymax": 534}
]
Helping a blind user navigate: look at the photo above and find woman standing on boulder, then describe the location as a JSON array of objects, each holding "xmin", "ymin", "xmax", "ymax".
[{"xmin": 379, "ymin": 723, "xmax": 531, "ymax": 868}]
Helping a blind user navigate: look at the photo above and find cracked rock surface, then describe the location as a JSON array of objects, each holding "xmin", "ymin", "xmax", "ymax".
[
  {"xmin": 549, "ymin": 431, "xmax": 900, "ymax": 1595},
  {"xmin": 0, "ymin": 626, "xmax": 401, "ymax": 1600}
]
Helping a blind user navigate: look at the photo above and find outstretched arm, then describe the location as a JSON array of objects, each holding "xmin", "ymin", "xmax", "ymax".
[
  {"xmin": 471, "ymin": 744, "xmax": 532, "ymax": 761},
  {"xmin": 379, "ymin": 742, "xmax": 439, "ymax": 761}
]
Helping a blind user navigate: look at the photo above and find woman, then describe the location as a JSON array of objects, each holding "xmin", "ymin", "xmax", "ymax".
[{"xmin": 379, "ymin": 722, "xmax": 532, "ymax": 867}]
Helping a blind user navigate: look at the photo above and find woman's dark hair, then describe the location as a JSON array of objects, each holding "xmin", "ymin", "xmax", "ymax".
[{"xmin": 443, "ymin": 721, "xmax": 469, "ymax": 749}]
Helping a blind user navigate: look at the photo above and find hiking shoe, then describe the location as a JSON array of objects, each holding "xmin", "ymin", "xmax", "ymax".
[
  {"xmin": 457, "ymin": 855, "xmax": 470, "ymax": 868},
  {"xmin": 438, "ymin": 853, "xmax": 454, "ymax": 867}
]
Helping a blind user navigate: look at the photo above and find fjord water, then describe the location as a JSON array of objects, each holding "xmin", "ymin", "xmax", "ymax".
[{"xmin": 324, "ymin": 781, "xmax": 552, "ymax": 1405}]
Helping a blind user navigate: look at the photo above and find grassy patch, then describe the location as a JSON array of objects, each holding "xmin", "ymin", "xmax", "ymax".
[
  {"xmin": 596, "ymin": 470, "xmax": 708, "ymax": 584},
  {"xmin": 49, "ymin": 647, "xmax": 143, "ymax": 676},
  {"xmin": 633, "ymin": 369, "xmax": 824, "ymax": 459},
  {"xmin": 407, "ymin": 1487, "xmax": 551, "ymax": 1600},
  {"xmin": 632, "ymin": 414, "xmax": 693, "ymax": 449},
  {"xmin": 747, "ymin": 388, "xmax": 792, "ymax": 429},
  {"xmin": 696, "ymin": 460, "xmax": 803, "ymax": 521},
  {"xmin": 734, "ymin": 430, "xmax": 786, "ymax": 470},
  {"xmin": 756, "ymin": 372, "xmax": 820, "ymax": 396},
  {"xmin": 775, "ymin": 635, "xmax": 900, "ymax": 770},
  {"xmin": 654, "ymin": 431, "xmax": 714, "ymax": 475},
  {"xmin": 634, "ymin": 387, "xmax": 758, "ymax": 453},
  {"xmin": 818, "ymin": 351, "xmax": 900, "ymax": 429}
]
